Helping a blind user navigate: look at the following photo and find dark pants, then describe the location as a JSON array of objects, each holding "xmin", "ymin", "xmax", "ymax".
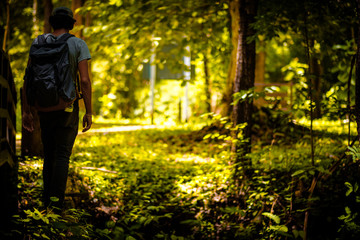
[{"xmin": 38, "ymin": 102, "xmax": 79, "ymax": 208}]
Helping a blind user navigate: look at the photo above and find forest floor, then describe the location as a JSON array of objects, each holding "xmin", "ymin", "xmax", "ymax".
[{"xmin": 8, "ymin": 115, "xmax": 360, "ymax": 239}]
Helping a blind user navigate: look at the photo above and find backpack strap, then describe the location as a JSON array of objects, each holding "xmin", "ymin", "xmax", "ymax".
[
  {"xmin": 37, "ymin": 35, "xmax": 46, "ymax": 45},
  {"xmin": 56, "ymin": 33, "xmax": 75, "ymax": 43}
]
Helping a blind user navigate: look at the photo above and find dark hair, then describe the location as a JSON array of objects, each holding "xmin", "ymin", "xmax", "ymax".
[{"xmin": 49, "ymin": 15, "xmax": 76, "ymax": 30}]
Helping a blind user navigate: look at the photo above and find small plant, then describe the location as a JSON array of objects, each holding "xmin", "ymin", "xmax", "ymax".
[
  {"xmin": 338, "ymin": 182, "xmax": 360, "ymax": 238},
  {"xmin": 12, "ymin": 207, "xmax": 110, "ymax": 239},
  {"xmin": 347, "ymin": 146, "xmax": 360, "ymax": 162}
]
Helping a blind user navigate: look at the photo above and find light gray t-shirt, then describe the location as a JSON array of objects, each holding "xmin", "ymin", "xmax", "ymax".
[{"xmin": 32, "ymin": 33, "xmax": 91, "ymax": 82}]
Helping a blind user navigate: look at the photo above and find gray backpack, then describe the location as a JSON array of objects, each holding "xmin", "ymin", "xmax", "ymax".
[{"xmin": 25, "ymin": 33, "xmax": 78, "ymax": 111}]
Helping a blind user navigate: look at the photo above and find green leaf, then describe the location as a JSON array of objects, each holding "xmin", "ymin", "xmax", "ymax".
[
  {"xmin": 291, "ymin": 169, "xmax": 305, "ymax": 177},
  {"xmin": 126, "ymin": 236, "xmax": 137, "ymax": 240},
  {"xmin": 270, "ymin": 225, "xmax": 288, "ymax": 232},
  {"xmin": 50, "ymin": 197, "xmax": 59, "ymax": 202},
  {"xmin": 139, "ymin": 216, "xmax": 147, "ymax": 224},
  {"xmin": 262, "ymin": 212, "xmax": 280, "ymax": 224},
  {"xmin": 345, "ymin": 207, "xmax": 351, "ymax": 215},
  {"xmin": 345, "ymin": 182, "xmax": 353, "ymax": 196},
  {"xmin": 41, "ymin": 233, "xmax": 51, "ymax": 239},
  {"xmin": 203, "ymin": 134, "xmax": 211, "ymax": 140},
  {"xmin": 354, "ymin": 182, "xmax": 359, "ymax": 193}
]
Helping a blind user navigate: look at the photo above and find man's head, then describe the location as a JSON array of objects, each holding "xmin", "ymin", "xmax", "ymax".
[{"xmin": 49, "ymin": 7, "xmax": 76, "ymax": 30}]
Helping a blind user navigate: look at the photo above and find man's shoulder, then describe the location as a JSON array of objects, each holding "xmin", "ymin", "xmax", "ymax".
[
  {"xmin": 68, "ymin": 36, "xmax": 88, "ymax": 45},
  {"xmin": 66, "ymin": 35, "xmax": 91, "ymax": 60},
  {"xmin": 67, "ymin": 36, "xmax": 90, "ymax": 52}
]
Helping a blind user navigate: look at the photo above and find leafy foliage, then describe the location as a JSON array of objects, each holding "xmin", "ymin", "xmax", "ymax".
[
  {"xmin": 79, "ymin": 0, "xmax": 230, "ymax": 118},
  {"xmin": 2, "ymin": 0, "xmax": 359, "ymax": 121},
  {"xmin": 8, "ymin": 115, "xmax": 360, "ymax": 239}
]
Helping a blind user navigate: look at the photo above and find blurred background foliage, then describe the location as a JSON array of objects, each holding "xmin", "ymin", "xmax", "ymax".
[{"xmin": 0, "ymin": 0, "xmax": 358, "ymax": 123}]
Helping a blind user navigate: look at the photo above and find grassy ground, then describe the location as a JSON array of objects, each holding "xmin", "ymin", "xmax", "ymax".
[{"xmin": 7, "ymin": 114, "xmax": 360, "ymax": 239}]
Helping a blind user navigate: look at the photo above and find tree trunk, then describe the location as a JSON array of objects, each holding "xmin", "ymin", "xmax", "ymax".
[
  {"xmin": 72, "ymin": 0, "xmax": 84, "ymax": 38},
  {"xmin": 355, "ymin": 0, "xmax": 360, "ymax": 140},
  {"xmin": 2, "ymin": 0, "xmax": 10, "ymax": 52},
  {"xmin": 255, "ymin": 40, "xmax": 265, "ymax": 85},
  {"xmin": 21, "ymin": 112, "xmax": 44, "ymax": 157},
  {"xmin": 32, "ymin": 0, "xmax": 40, "ymax": 36},
  {"xmin": 204, "ymin": 52, "xmax": 212, "ymax": 112},
  {"xmin": 309, "ymin": 40, "xmax": 322, "ymax": 119},
  {"xmin": 77, "ymin": 2, "xmax": 92, "ymax": 113},
  {"xmin": 21, "ymin": 0, "xmax": 44, "ymax": 157},
  {"xmin": 221, "ymin": 0, "xmax": 240, "ymax": 117},
  {"xmin": 254, "ymin": 40, "xmax": 266, "ymax": 107},
  {"xmin": 21, "ymin": 88, "xmax": 44, "ymax": 157},
  {"xmin": 311, "ymin": 57, "xmax": 322, "ymax": 118},
  {"xmin": 0, "ymin": 49, "xmax": 18, "ymax": 234},
  {"xmin": 43, "ymin": 0, "xmax": 53, "ymax": 33},
  {"xmin": 231, "ymin": 0, "xmax": 258, "ymax": 178}
]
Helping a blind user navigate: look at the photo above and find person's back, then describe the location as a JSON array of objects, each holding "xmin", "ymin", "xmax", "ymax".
[
  {"xmin": 26, "ymin": 33, "xmax": 77, "ymax": 110},
  {"xmin": 22, "ymin": 6, "xmax": 93, "ymax": 209}
]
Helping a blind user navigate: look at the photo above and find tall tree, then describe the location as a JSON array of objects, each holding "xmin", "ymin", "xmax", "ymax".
[
  {"xmin": 222, "ymin": 0, "xmax": 240, "ymax": 117},
  {"xmin": 255, "ymin": 40, "xmax": 265, "ymax": 86},
  {"xmin": 32, "ymin": 0, "xmax": 40, "ymax": 37},
  {"xmin": 43, "ymin": 0, "xmax": 53, "ymax": 33},
  {"xmin": 72, "ymin": 0, "xmax": 84, "ymax": 38},
  {"xmin": 254, "ymin": 39, "xmax": 266, "ymax": 106},
  {"xmin": 203, "ymin": 52, "xmax": 212, "ymax": 112},
  {"xmin": 21, "ymin": 0, "xmax": 44, "ymax": 157},
  {"xmin": 310, "ymin": 51, "xmax": 322, "ymax": 118},
  {"xmin": 356, "ymin": 0, "xmax": 360, "ymax": 140},
  {"xmin": 231, "ymin": 0, "xmax": 258, "ymax": 177},
  {"xmin": 2, "ymin": 0, "xmax": 10, "ymax": 52}
]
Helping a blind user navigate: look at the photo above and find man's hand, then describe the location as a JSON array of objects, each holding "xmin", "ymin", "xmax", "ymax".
[
  {"xmin": 82, "ymin": 113, "xmax": 92, "ymax": 132},
  {"xmin": 23, "ymin": 111, "xmax": 34, "ymax": 132}
]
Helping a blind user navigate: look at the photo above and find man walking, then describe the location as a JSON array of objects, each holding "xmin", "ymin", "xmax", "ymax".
[{"xmin": 22, "ymin": 6, "xmax": 92, "ymax": 209}]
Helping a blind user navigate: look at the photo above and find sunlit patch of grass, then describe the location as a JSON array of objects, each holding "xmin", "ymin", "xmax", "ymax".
[
  {"xmin": 296, "ymin": 117, "xmax": 358, "ymax": 136},
  {"xmin": 69, "ymin": 127, "xmax": 233, "ymax": 235},
  {"xmin": 174, "ymin": 154, "xmax": 216, "ymax": 163},
  {"xmin": 91, "ymin": 115, "xmax": 149, "ymax": 128},
  {"xmin": 251, "ymin": 134, "xmax": 347, "ymax": 171}
]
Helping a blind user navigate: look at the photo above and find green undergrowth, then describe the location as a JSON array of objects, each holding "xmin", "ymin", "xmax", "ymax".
[{"xmin": 8, "ymin": 114, "xmax": 360, "ymax": 239}]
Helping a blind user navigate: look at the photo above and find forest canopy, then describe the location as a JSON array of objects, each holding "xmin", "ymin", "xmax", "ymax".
[{"xmin": 1, "ymin": 0, "xmax": 358, "ymax": 122}]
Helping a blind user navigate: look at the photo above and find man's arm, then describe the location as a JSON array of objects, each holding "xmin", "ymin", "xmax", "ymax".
[{"xmin": 78, "ymin": 59, "xmax": 92, "ymax": 132}]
